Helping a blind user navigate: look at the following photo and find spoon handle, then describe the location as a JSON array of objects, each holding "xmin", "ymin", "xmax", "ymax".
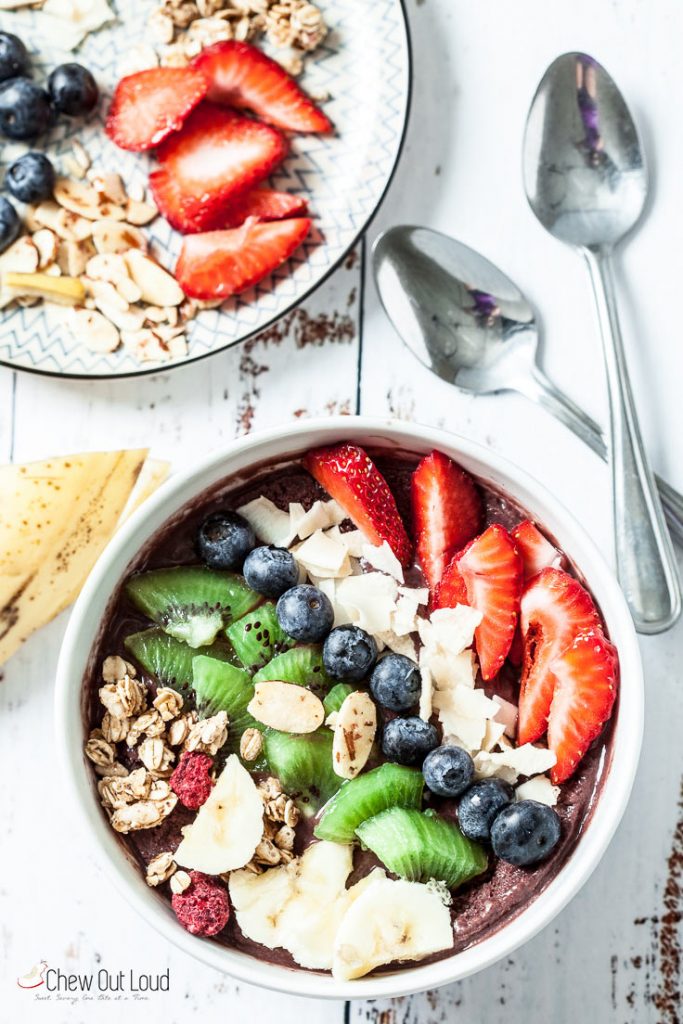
[
  {"xmin": 583, "ymin": 247, "xmax": 681, "ymax": 633},
  {"xmin": 524, "ymin": 367, "xmax": 683, "ymax": 545}
]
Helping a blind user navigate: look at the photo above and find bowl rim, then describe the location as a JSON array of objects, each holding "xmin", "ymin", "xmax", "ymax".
[{"xmin": 54, "ymin": 416, "xmax": 644, "ymax": 1000}]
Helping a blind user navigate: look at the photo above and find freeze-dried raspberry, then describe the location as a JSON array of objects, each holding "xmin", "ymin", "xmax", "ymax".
[
  {"xmin": 171, "ymin": 871, "xmax": 230, "ymax": 937},
  {"xmin": 170, "ymin": 751, "xmax": 214, "ymax": 809}
]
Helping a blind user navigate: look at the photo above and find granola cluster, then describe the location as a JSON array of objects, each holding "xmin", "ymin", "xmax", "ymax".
[
  {"xmin": 243, "ymin": 775, "xmax": 300, "ymax": 873},
  {"xmin": 121, "ymin": 0, "xmax": 326, "ymax": 78},
  {"xmin": 85, "ymin": 654, "xmax": 301, "ymax": 890}
]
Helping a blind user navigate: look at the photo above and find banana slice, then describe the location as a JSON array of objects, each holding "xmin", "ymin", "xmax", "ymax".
[
  {"xmin": 229, "ymin": 841, "xmax": 380, "ymax": 970},
  {"xmin": 174, "ymin": 755, "xmax": 264, "ymax": 875},
  {"xmin": 3, "ymin": 271, "xmax": 85, "ymax": 305},
  {"xmin": 332, "ymin": 876, "xmax": 453, "ymax": 980}
]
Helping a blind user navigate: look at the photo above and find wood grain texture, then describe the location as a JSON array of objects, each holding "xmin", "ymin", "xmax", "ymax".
[{"xmin": 3, "ymin": 0, "xmax": 683, "ymax": 1020}]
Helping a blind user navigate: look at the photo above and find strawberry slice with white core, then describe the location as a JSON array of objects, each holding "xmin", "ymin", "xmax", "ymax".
[
  {"xmin": 175, "ymin": 217, "xmax": 311, "ymax": 299},
  {"xmin": 547, "ymin": 629, "xmax": 619, "ymax": 783},
  {"xmin": 518, "ymin": 567, "xmax": 602, "ymax": 745},
  {"xmin": 149, "ymin": 103, "xmax": 288, "ymax": 234},
  {"xmin": 192, "ymin": 41, "xmax": 332, "ymax": 134},
  {"xmin": 217, "ymin": 189, "xmax": 308, "ymax": 230},
  {"xmin": 512, "ymin": 519, "xmax": 564, "ymax": 580},
  {"xmin": 105, "ymin": 66, "xmax": 208, "ymax": 151},
  {"xmin": 304, "ymin": 444, "xmax": 412, "ymax": 567},
  {"xmin": 411, "ymin": 450, "xmax": 483, "ymax": 593},
  {"xmin": 450, "ymin": 524, "xmax": 523, "ymax": 681}
]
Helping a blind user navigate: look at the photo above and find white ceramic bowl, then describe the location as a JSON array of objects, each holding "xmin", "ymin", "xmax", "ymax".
[{"xmin": 55, "ymin": 417, "xmax": 643, "ymax": 1000}]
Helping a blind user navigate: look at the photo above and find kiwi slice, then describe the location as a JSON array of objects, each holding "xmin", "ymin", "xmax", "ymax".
[
  {"xmin": 125, "ymin": 566, "xmax": 260, "ymax": 648},
  {"xmin": 322, "ymin": 683, "xmax": 355, "ymax": 717},
  {"xmin": 314, "ymin": 763, "xmax": 424, "ymax": 843},
  {"xmin": 191, "ymin": 654, "xmax": 266, "ymax": 766},
  {"xmin": 124, "ymin": 627, "xmax": 237, "ymax": 697},
  {"xmin": 253, "ymin": 645, "xmax": 331, "ymax": 693},
  {"xmin": 356, "ymin": 807, "xmax": 488, "ymax": 889},
  {"xmin": 263, "ymin": 728, "xmax": 343, "ymax": 816},
  {"xmin": 226, "ymin": 602, "xmax": 294, "ymax": 671}
]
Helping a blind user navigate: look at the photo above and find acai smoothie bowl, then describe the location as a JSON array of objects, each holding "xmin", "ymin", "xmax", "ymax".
[{"xmin": 55, "ymin": 418, "xmax": 643, "ymax": 999}]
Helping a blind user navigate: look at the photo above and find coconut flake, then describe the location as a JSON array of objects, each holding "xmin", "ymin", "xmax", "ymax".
[
  {"xmin": 515, "ymin": 775, "xmax": 560, "ymax": 806},
  {"xmin": 289, "ymin": 500, "xmax": 345, "ymax": 541},
  {"xmin": 399, "ymin": 586, "xmax": 429, "ymax": 606},
  {"xmin": 418, "ymin": 665, "xmax": 433, "ymax": 722},
  {"xmin": 293, "ymin": 530, "xmax": 352, "ymax": 579},
  {"xmin": 336, "ymin": 573, "xmax": 399, "ymax": 635},
  {"xmin": 237, "ymin": 496, "xmax": 291, "ymax": 547},
  {"xmin": 491, "ymin": 694, "xmax": 518, "ymax": 738},
  {"xmin": 375, "ymin": 630, "xmax": 416, "ymax": 660},
  {"xmin": 361, "ymin": 541, "xmax": 404, "ymax": 583}
]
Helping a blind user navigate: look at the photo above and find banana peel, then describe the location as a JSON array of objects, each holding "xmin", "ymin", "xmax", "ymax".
[{"xmin": 0, "ymin": 449, "xmax": 169, "ymax": 667}]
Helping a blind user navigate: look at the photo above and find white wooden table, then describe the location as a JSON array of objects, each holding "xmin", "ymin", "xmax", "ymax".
[{"xmin": 3, "ymin": 1, "xmax": 683, "ymax": 1021}]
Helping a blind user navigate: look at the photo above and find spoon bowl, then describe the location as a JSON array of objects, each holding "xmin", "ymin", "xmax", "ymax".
[{"xmin": 523, "ymin": 53, "xmax": 647, "ymax": 249}]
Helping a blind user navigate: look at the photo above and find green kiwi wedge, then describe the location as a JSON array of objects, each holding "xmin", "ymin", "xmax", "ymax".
[
  {"xmin": 253, "ymin": 645, "xmax": 331, "ymax": 693},
  {"xmin": 125, "ymin": 566, "xmax": 260, "ymax": 648},
  {"xmin": 191, "ymin": 655, "xmax": 267, "ymax": 767},
  {"xmin": 314, "ymin": 763, "xmax": 424, "ymax": 843},
  {"xmin": 226, "ymin": 602, "xmax": 294, "ymax": 670},
  {"xmin": 124, "ymin": 627, "xmax": 237, "ymax": 697},
  {"xmin": 355, "ymin": 807, "xmax": 488, "ymax": 889},
  {"xmin": 263, "ymin": 728, "xmax": 343, "ymax": 816},
  {"xmin": 322, "ymin": 683, "xmax": 355, "ymax": 718}
]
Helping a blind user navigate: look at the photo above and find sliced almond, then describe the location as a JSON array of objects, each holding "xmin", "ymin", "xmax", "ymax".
[
  {"xmin": 247, "ymin": 682, "xmax": 324, "ymax": 734},
  {"xmin": 72, "ymin": 139, "xmax": 91, "ymax": 174},
  {"xmin": 82, "ymin": 276, "xmax": 130, "ymax": 312},
  {"xmin": 32, "ymin": 201, "xmax": 93, "ymax": 242},
  {"xmin": 54, "ymin": 177, "xmax": 104, "ymax": 219},
  {"xmin": 85, "ymin": 252, "xmax": 129, "ymax": 282},
  {"xmin": 125, "ymin": 249, "xmax": 184, "ymax": 306},
  {"xmin": 144, "ymin": 305, "xmax": 170, "ymax": 324},
  {"xmin": 57, "ymin": 240, "xmax": 92, "ymax": 278},
  {"xmin": 126, "ymin": 198, "xmax": 158, "ymax": 226},
  {"xmin": 32, "ymin": 229, "xmax": 58, "ymax": 268},
  {"xmin": 63, "ymin": 155, "xmax": 86, "ymax": 179},
  {"xmin": 332, "ymin": 691, "xmax": 377, "ymax": 779},
  {"xmin": 0, "ymin": 237, "xmax": 39, "ymax": 275},
  {"xmin": 88, "ymin": 171, "xmax": 128, "ymax": 206},
  {"xmin": 92, "ymin": 219, "xmax": 147, "ymax": 255},
  {"xmin": 93, "ymin": 298, "xmax": 146, "ymax": 332},
  {"xmin": 68, "ymin": 308, "xmax": 121, "ymax": 353}
]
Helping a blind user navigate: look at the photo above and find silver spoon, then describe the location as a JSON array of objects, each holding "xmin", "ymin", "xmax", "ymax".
[
  {"xmin": 371, "ymin": 225, "xmax": 683, "ymax": 549},
  {"xmin": 522, "ymin": 53, "xmax": 681, "ymax": 633}
]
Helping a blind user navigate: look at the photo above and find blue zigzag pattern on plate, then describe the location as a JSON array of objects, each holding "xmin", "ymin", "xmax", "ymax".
[{"xmin": 0, "ymin": 0, "xmax": 409, "ymax": 377}]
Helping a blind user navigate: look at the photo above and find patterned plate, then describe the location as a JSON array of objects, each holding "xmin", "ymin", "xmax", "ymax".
[{"xmin": 0, "ymin": 0, "xmax": 410, "ymax": 378}]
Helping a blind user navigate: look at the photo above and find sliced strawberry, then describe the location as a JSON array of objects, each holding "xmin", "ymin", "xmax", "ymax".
[
  {"xmin": 304, "ymin": 444, "xmax": 412, "ymax": 566},
  {"xmin": 518, "ymin": 568, "xmax": 602, "ymax": 745},
  {"xmin": 411, "ymin": 451, "xmax": 483, "ymax": 593},
  {"xmin": 547, "ymin": 630, "xmax": 619, "ymax": 783},
  {"xmin": 192, "ymin": 41, "xmax": 332, "ymax": 134},
  {"xmin": 217, "ymin": 189, "xmax": 308, "ymax": 229},
  {"xmin": 175, "ymin": 217, "xmax": 311, "ymax": 299},
  {"xmin": 149, "ymin": 104, "xmax": 287, "ymax": 233},
  {"xmin": 512, "ymin": 519, "xmax": 563, "ymax": 580},
  {"xmin": 508, "ymin": 626, "xmax": 524, "ymax": 666},
  {"xmin": 449, "ymin": 524, "xmax": 523, "ymax": 681},
  {"xmin": 105, "ymin": 67, "xmax": 207, "ymax": 152},
  {"xmin": 434, "ymin": 557, "xmax": 469, "ymax": 609}
]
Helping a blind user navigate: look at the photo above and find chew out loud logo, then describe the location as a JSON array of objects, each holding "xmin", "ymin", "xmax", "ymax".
[{"xmin": 17, "ymin": 962, "xmax": 170, "ymax": 995}]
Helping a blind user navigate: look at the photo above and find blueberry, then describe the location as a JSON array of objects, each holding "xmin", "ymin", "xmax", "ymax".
[
  {"xmin": 196, "ymin": 511, "xmax": 255, "ymax": 569},
  {"xmin": 276, "ymin": 584, "xmax": 334, "ymax": 642},
  {"xmin": 5, "ymin": 152, "xmax": 55, "ymax": 204},
  {"xmin": 48, "ymin": 63, "xmax": 99, "ymax": 117},
  {"xmin": 369, "ymin": 653, "xmax": 421, "ymax": 711},
  {"xmin": 422, "ymin": 744, "xmax": 474, "ymax": 798},
  {"xmin": 0, "ymin": 33, "xmax": 30, "ymax": 83},
  {"xmin": 0, "ymin": 197, "xmax": 20, "ymax": 254},
  {"xmin": 323, "ymin": 625, "xmax": 377, "ymax": 682},
  {"xmin": 490, "ymin": 799, "xmax": 562, "ymax": 866},
  {"xmin": 457, "ymin": 779, "xmax": 513, "ymax": 843},
  {"xmin": 0, "ymin": 78, "xmax": 51, "ymax": 141},
  {"xmin": 243, "ymin": 545, "xmax": 298, "ymax": 598},
  {"xmin": 381, "ymin": 716, "xmax": 439, "ymax": 766}
]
